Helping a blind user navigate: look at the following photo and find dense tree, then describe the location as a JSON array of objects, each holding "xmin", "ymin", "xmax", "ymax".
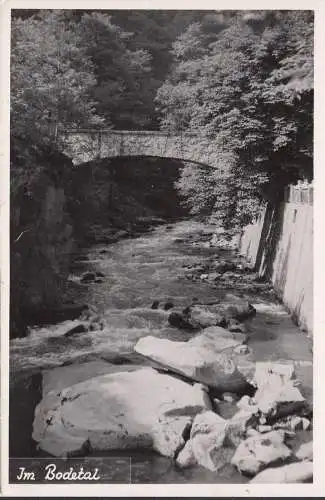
[
  {"xmin": 80, "ymin": 10, "xmax": 211, "ymax": 128},
  {"xmin": 156, "ymin": 10, "xmax": 313, "ymax": 229},
  {"xmin": 76, "ymin": 12, "xmax": 154, "ymax": 129},
  {"xmin": 11, "ymin": 11, "xmax": 102, "ymax": 146},
  {"xmin": 10, "ymin": 10, "xmax": 104, "ymax": 196}
]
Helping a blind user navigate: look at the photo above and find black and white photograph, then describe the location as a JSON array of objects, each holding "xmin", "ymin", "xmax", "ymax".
[{"xmin": 1, "ymin": 0, "xmax": 322, "ymax": 495}]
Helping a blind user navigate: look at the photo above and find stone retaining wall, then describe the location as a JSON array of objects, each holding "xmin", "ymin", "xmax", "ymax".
[{"xmin": 240, "ymin": 183, "xmax": 313, "ymax": 334}]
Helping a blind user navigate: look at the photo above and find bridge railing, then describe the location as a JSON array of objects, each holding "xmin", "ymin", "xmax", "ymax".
[{"xmin": 284, "ymin": 181, "xmax": 313, "ymax": 205}]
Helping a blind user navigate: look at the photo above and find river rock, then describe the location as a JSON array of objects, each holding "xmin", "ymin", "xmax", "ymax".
[
  {"xmin": 214, "ymin": 260, "xmax": 237, "ymax": 273},
  {"xmin": 80, "ymin": 271, "xmax": 97, "ymax": 283},
  {"xmin": 250, "ymin": 461, "xmax": 313, "ymax": 483},
  {"xmin": 190, "ymin": 330, "xmax": 243, "ymax": 354},
  {"xmin": 234, "ymin": 344, "xmax": 250, "ymax": 355},
  {"xmin": 168, "ymin": 311, "xmax": 196, "ymax": 330},
  {"xmin": 224, "ymin": 303, "xmax": 256, "ymax": 322},
  {"xmin": 164, "ymin": 301, "xmax": 174, "ymax": 311},
  {"xmin": 220, "ymin": 294, "xmax": 257, "ymax": 321},
  {"xmin": 227, "ymin": 319, "xmax": 247, "ymax": 334},
  {"xmin": 134, "ymin": 336, "xmax": 248, "ymax": 392},
  {"xmin": 45, "ymin": 320, "xmax": 89, "ymax": 339},
  {"xmin": 273, "ymin": 415, "xmax": 311, "ymax": 432},
  {"xmin": 187, "ymin": 305, "xmax": 226, "ymax": 328},
  {"xmin": 231, "ymin": 430, "xmax": 292, "ymax": 476},
  {"xmin": 202, "ymin": 325, "xmax": 247, "ymax": 343},
  {"xmin": 257, "ymin": 424, "xmax": 273, "ymax": 433},
  {"xmin": 188, "ymin": 411, "xmax": 233, "ymax": 472},
  {"xmin": 33, "ymin": 367, "xmax": 212, "ymax": 458},
  {"xmin": 187, "ymin": 296, "xmax": 256, "ymax": 324},
  {"xmin": 252, "ymin": 361, "xmax": 296, "ymax": 387},
  {"xmin": 42, "ymin": 360, "xmax": 143, "ymax": 396},
  {"xmin": 222, "ymin": 392, "xmax": 237, "ymax": 403},
  {"xmin": 64, "ymin": 323, "xmax": 88, "ymax": 337},
  {"xmin": 295, "ymin": 441, "xmax": 313, "ymax": 461},
  {"xmin": 226, "ymin": 409, "xmax": 259, "ymax": 447},
  {"xmin": 252, "ymin": 362, "xmax": 306, "ymax": 418},
  {"xmin": 175, "ymin": 440, "xmax": 197, "ymax": 468}
]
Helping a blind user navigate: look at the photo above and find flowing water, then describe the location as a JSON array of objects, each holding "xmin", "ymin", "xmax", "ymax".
[{"xmin": 10, "ymin": 219, "xmax": 313, "ymax": 483}]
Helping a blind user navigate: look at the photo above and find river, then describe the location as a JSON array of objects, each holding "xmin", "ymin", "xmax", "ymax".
[{"xmin": 9, "ymin": 219, "xmax": 313, "ymax": 483}]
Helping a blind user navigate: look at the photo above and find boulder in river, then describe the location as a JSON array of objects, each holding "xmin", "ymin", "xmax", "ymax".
[
  {"xmin": 80, "ymin": 271, "xmax": 105, "ymax": 284},
  {"xmin": 226, "ymin": 409, "xmax": 259, "ymax": 447},
  {"xmin": 231, "ymin": 430, "xmax": 292, "ymax": 476},
  {"xmin": 185, "ymin": 411, "xmax": 233, "ymax": 472},
  {"xmin": 214, "ymin": 260, "xmax": 237, "ymax": 273},
  {"xmin": 41, "ymin": 360, "xmax": 140, "ymax": 396},
  {"xmin": 176, "ymin": 440, "xmax": 197, "ymax": 468},
  {"xmin": 189, "ymin": 328, "xmax": 244, "ymax": 354},
  {"xmin": 134, "ymin": 335, "xmax": 249, "ymax": 392},
  {"xmin": 202, "ymin": 325, "xmax": 248, "ymax": 344},
  {"xmin": 164, "ymin": 301, "xmax": 174, "ymax": 311},
  {"xmin": 187, "ymin": 304, "xmax": 226, "ymax": 328},
  {"xmin": 295, "ymin": 440, "xmax": 313, "ymax": 461},
  {"xmin": 252, "ymin": 362, "xmax": 307, "ymax": 419},
  {"xmin": 64, "ymin": 323, "xmax": 88, "ymax": 338},
  {"xmin": 273, "ymin": 415, "xmax": 311, "ymax": 432},
  {"xmin": 168, "ymin": 311, "xmax": 196, "ymax": 331},
  {"xmin": 227, "ymin": 319, "xmax": 247, "ymax": 334},
  {"xmin": 250, "ymin": 460, "xmax": 313, "ymax": 483},
  {"xmin": 80, "ymin": 271, "xmax": 97, "ymax": 283},
  {"xmin": 33, "ymin": 367, "xmax": 212, "ymax": 458},
  {"xmin": 184, "ymin": 296, "xmax": 256, "ymax": 326}
]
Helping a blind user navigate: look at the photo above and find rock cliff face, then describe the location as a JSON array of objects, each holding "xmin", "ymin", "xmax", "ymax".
[{"xmin": 10, "ymin": 153, "xmax": 75, "ymax": 338}]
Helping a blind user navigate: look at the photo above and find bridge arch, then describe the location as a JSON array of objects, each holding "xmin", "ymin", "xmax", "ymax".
[{"xmin": 60, "ymin": 129, "xmax": 220, "ymax": 170}]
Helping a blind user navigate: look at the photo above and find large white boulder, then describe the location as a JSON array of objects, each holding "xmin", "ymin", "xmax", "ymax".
[
  {"xmin": 226, "ymin": 409, "xmax": 259, "ymax": 447},
  {"xmin": 250, "ymin": 461, "xmax": 313, "ymax": 483},
  {"xmin": 176, "ymin": 409, "xmax": 255, "ymax": 472},
  {"xmin": 295, "ymin": 441, "xmax": 313, "ymax": 461},
  {"xmin": 176, "ymin": 440, "xmax": 197, "ymax": 468},
  {"xmin": 134, "ymin": 336, "xmax": 248, "ymax": 392},
  {"xmin": 187, "ymin": 411, "xmax": 233, "ymax": 472},
  {"xmin": 252, "ymin": 361, "xmax": 296, "ymax": 387},
  {"xmin": 231, "ymin": 430, "xmax": 292, "ymax": 476},
  {"xmin": 42, "ymin": 360, "xmax": 142, "ymax": 396},
  {"xmin": 252, "ymin": 362, "xmax": 306, "ymax": 418},
  {"xmin": 33, "ymin": 367, "xmax": 211, "ymax": 458},
  {"xmin": 190, "ymin": 327, "xmax": 245, "ymax": 353}
]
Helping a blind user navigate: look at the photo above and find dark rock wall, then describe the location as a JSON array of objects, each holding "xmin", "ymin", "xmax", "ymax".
[
  {"xmin": 10, "ymin": 154, "xmax": 188, "ymax": 337},
  {"xmin": 11, "ymin": 173, "xmax": 74, "ymax": 338}
]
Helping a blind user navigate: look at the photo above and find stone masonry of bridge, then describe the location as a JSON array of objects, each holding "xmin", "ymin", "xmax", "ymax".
[{"xmin": 61, "ymin": 129, "xmax": 222, "ymax": 169}]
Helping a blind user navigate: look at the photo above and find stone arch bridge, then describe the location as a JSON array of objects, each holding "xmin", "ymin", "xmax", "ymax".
[{"xmin": 60, "ymin": 129, "xmax": 221, "ymax": 169}]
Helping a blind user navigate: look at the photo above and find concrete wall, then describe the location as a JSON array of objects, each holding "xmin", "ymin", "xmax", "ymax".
[
  {"xmin": 239, "ymin": 184, "xmax": 313, "ymax": 334},
  {"xmin": 61, "ymin": 129, "xmax": 223, "ymax": 170}
]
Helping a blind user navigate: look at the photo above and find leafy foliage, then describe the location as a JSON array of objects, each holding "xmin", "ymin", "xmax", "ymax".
[
  {"xmin": 11, "ymin": 11, "xmax": 102, "ymax": 146},
  {"xmin": 156, "ymin": 10, "xmax": 313, "ymax": 229}
]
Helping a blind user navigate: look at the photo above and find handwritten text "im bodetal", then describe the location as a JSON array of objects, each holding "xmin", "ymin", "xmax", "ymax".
[{"xmin": 17, "ymin": 464, "xmax": 101, "ymax": 481}]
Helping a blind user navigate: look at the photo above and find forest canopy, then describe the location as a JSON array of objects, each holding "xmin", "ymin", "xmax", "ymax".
[
  {"xmin": 10, "ymin": 9, "xmax": 313, "ymax": 229},
  {"xmin": 155, "ymin": 10, "xmax": 313, "ymax": 228}
]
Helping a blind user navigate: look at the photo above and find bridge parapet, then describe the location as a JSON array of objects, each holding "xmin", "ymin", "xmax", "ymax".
[{"xmin": 60, "ymin": 129, "xmax": 219, "ymax": 168}]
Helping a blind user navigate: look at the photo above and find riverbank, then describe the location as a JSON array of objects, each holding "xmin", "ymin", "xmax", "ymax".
[{"xmin": 9, "ymin": 219, "xmax": 313, "ymax": 483}]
